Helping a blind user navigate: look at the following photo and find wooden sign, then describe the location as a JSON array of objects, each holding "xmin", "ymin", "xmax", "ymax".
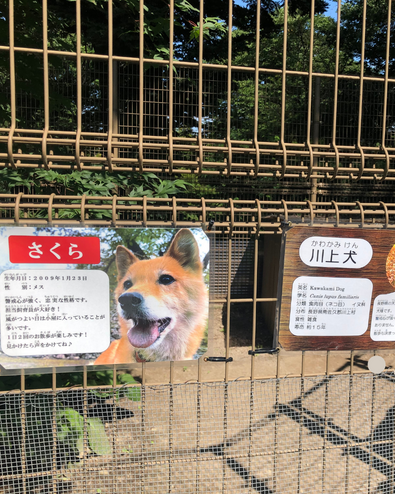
[{"xmin": 278, "ymin": 226, "xmax": 395, "ymax": 350}]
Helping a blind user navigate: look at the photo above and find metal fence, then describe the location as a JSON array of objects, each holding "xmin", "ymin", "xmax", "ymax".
[
  {"xmin": 1, "ymin": 0, "xmax": 395, "ymax": 492},
  {"xmin": 0, "ymin": 197, "xmax": 395, "ymax": 493},
  {"xmin": 0, "ymin": 0, "xmax": 395, "ymax": 189}
]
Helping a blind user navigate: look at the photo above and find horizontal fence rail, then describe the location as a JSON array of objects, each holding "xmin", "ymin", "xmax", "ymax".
[{"xmin": 1, "ymin": 195, "xmax": 395, "ymax": 229}]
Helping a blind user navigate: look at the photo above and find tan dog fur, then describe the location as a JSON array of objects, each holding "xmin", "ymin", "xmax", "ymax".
[{"xmin": 95, "ymin": 229, "xmax": 208, "ymax": 364}]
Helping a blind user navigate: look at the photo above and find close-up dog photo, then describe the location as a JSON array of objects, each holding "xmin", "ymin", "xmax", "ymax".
[{"xmin": 95, "ymin": 228, "xmax": 209, "ymax": 364}]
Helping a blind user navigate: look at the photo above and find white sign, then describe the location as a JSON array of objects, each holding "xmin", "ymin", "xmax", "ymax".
[
  {"xmin": 0, "ymin": 270, "xmax": 110, "ymax": 356},
  {"xmin": 290, "ymin": 276, "xmax": 373, "ymax": 336},
  {"xmin": 299, "ymin": 236, "xmax": 373, "ymax": 268},
  {"xmin": 370, "ymin": 293, "xmax": 395, "ymax": 341}
]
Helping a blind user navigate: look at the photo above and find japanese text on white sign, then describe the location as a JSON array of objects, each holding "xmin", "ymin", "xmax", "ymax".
[
  {"xmin": 290, "ymin": 276, "xmax": 373, "ymax": 336},
  {"xmin": 299, "ymin": 236, "xmax": 373, "ymax": 269},
  {"xmin": 0, "ymin": 270, "xmax": 110, "ymax": 356},
  {"xmin": 371, "ymin": 293, "xmax": 395, "ymax": 341}
]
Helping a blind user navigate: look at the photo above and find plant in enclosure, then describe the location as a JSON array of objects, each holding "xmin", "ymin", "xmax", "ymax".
[{"xmin": 0, "ymin": 371, "xmax": 140, "ymax": 492}]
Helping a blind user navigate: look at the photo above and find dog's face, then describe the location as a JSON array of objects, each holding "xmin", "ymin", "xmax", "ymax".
[{"xmin": 115, "ymin": 229, "xmax": 206, "ymax": 350}]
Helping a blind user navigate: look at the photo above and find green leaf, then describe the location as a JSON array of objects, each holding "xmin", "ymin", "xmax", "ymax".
[
  {"xmin": 176, "ymin": 0, "xmax": 199, "ymax": 13},
  {"xmin": 87, "ymin": 417, "xmax": 112, "ymax": 455},
  {"xmin": 57, "ymin": 408, "xmax": 84, "ymax": 435},
  {"xmin": 123, "ymin": 387, "xmax": 141, "ymax": 401},
  {"xmin": 143, "ymin": 172, "xmax": 158, "ymax": 181},
  {"xmin": 117, "ymin": 374, "xmax": 141, "ymax": 401}
]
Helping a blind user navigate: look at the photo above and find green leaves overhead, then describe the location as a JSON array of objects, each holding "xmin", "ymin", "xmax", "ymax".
[
  {"xmin": 189, "ymin": 17, "xmax": 227, "ymax": 41},
  {"xmin": 0, "ymin": 168, "xmax": 190, "ymax": 211}
]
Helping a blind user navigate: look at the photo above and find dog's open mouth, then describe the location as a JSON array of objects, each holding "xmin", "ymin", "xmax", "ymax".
[{"xmin": 127, "ymin": 317, "xmax": 171, "ymax": 348}]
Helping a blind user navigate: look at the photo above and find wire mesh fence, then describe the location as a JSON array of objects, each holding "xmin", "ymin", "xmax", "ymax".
[
  {"xmin": 1, "ymin": 0, "xmax": 395, "ymax": 492},
  {"xmin": 0, "ymin": 197, "xmax": 393, "ymax": 492},
  {"xmin": 2, "ymin": 371, "xmax": 395, "ymax": 493}
]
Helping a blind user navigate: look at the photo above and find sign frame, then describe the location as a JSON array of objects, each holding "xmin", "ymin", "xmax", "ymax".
[
  {"xmin": 0, "ymin": 226, "xmax": 211, "ymax": 370},
  {"xmin": 278, "ymin": 225, "xmax": 395, "ymax": 351}
]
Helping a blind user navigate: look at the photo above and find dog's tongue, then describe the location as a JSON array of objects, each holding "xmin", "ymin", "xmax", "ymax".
[{"xmin": 127, "ymin": 320, "xmax": 160, "ymax": 348}]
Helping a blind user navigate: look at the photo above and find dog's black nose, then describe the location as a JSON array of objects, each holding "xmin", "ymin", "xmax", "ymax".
[{"xmin": 119, "ymin": 292, "xmax": 143, "ymax": 307}]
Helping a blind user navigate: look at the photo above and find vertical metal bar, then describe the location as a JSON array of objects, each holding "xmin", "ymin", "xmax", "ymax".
[
  {"xmin": 112, "ymin": 60, "xmax": 119, "ymax": 166},
  {"xmin": 222, "ymin": 380, "xmax": 229, "ymax": 493},
  {"xmin": 297, "ymin": 351, "xmax": 305, "ymax": 493},
  {"xmin": 330, "ymin": 0, "xmax": 342, "ymax": 179},
  {"xmin": 14, "ymin": 192, "xmax": 23, "ymax": 225},
  {"xmin": 107, "ymin": 0, "xmax": 114, "ymax": 171},
  {"xmin": 226, "ymin": 0, "xmax": 233, "ymax": 174},
  {"xmin": 138, "ymin": 0, "xmax": 144, "ymax": 172},
  {"xmin": 168, "ymin": 0, "xmax": 174, "ymax": 173},
  {"xmin": 20, "ymin": 369, "xmax": 27, "ymax": 494},
  {"xmin": 311, "ymin": 77, "xmax": 320, "ymax": 202},
  {"xmin": 82, "ymin": 366, "xmax": 88, "ymax": 493},
  {"xmin": 140, "ymin": 361, "xmax": 146, "ymax": 494},
  {"xmin": 356, "ymin": 0, "xmax": 367, "ymax": 180},
  {"xmin": 250, "ymin": 236, "xmax": 258, "ymax": 379},
  {"xmin": 253, "ymin": 0, "xmax": 261, "ymax": 175},
  {"xmin": 7, "ymin": 0, "xmax": 16, "ymax": 168},
  {"xmin": 52, "ymin": 368, "xmax": 58, "ymax": 494},
  {"xmin": 392, "ymin": 434, "xmax": 395, "ymax": 494},
  {"xmin": 344, "ymin": 350, "xmax": 354, "ymax": 494},
  {"xmin": 142, "ymin": 360, "xmax": 146, "ymax": 386},
  {"xmin": 112, "ymin": 365, "xmax": 117, "ymax": 494},
  {"xmin": 326, "ymin": 350, "xmax": 330, "ymax": 376},
  {"xmin": 169, "ymin": 361, "xmax": 174, "ymax": 492},
  {"xmin": 225, "ymin": 236, "xmax": 232, "ymax": 381},
  {"xmin": 306, "ymin": 0, "xmax": 316, "ymax": 190},
  {"xmin": 222, "ymin": 234, "xmax": 232, "ymax": 492},
  {"xmin": 247, "ymin": 235, "xmax": 259, "ymax": 491},
  {"xmin": 197, "ymin": 0, "xmax": 204, "ymax": 174},
  {"xmin": 75, "ymin": 0, "xmax": 82, "ymax": 170},
  {"xmin": 393, "ymin": 355, "xmax": 395, "ymax": 494},
  {"xmin": 42, "ymin": 0, "xmax": 50, "ymax": 170},
  {"xmin": 380, "ymin": 0, "xmax": 392, "ymax": 180},
  {"xmin": 279, "ymin": 0, "xmax": 288, "ymax": 177},
  {"xmin": 196, "ymin": 359, "xmax": 202, "ymax": 493},
  {"xmin": 272, "ymin": 351, "xmax": 280, "ymax": 492},
  {"xmin": 322, "ymin": 351, "xmax": 330, "ymax": 491},
  {"xmin": 367, "ymin": 362, "xmax": 376, "ymax": 493},
  {"xmin": 247, "ymin": 377, "xmax": 255, "ymax": 493}
]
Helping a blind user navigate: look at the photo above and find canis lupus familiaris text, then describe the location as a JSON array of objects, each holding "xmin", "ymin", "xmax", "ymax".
[{"xmin": 95, "ymin": 229, "xmax": 208, "ymax": 364}]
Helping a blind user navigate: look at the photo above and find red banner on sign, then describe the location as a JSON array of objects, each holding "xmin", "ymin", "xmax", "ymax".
[{"xmin": 8, "ymin": 236, "xmax": 100, "ymax": 264}]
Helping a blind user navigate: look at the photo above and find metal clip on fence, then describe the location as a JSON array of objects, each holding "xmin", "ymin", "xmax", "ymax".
[
  {"xmin": 204, "ymin": 357, "xmax": 233, "ymax": 363},
  {"xmin": 248, "ymin": 348, "xmax": 279, "ymax": 356},
  {"xmin": 206, "ymin": 219, "xmax": 215, "ymax": 232},
  {"xmin": 280, "ymin": 219, "xmax": 292, "ymax": 231}
]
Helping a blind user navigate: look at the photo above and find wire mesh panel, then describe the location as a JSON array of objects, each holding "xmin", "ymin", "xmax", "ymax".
[
  {"xmin": 0, "ymin": 197, "xmax": 393, "ymax": 491},
  {"xmin": 1, "ymin": 374, "xmax": 395, "ymax": 493},
  {"xmin": 1, "ymin": 0, "xmax": 395, "ymax": 492}
]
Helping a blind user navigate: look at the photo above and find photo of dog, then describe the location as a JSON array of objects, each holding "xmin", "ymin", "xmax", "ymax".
[{"xmin": 95, "ymin": 229, "xmax": 208, "ymax": 364}]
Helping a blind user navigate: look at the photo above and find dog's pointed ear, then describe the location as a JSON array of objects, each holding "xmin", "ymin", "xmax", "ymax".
[
  {"xmin": 116, "ymin": 245, "xmax": 139, "ymax": 279},
  {"xmin": 166, "ymin": 229, "xmax": 202, "ymax": 273}
]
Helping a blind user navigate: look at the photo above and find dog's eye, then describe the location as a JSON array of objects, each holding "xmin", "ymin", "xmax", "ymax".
[
  {"xmin": 123, "ymin": 279, "xmax": 133, "ymax": 290},
  {"xmin": 159, "ymin": 274, "xmax": 175, "ymax": 285}
]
